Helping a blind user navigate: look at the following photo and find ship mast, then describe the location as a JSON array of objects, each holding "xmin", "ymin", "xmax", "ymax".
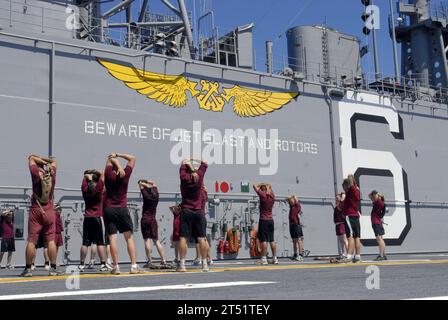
[{"xmin": 396, "ymin": 0, "xmax": 448, "ymax": 89}]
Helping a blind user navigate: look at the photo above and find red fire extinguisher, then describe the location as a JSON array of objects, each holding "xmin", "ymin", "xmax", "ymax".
[
  {"xmin": 218, "ymin": 239, "xmax": 224, "ymax": 254},
  {"xmin": 224, "ymin": 240, "xmax": 230, "ymax": 254}
]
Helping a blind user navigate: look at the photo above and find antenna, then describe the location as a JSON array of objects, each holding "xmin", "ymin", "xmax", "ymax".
[{"xmin": 389, "ymin": 0, "xmax": 400, "ymax": 83}]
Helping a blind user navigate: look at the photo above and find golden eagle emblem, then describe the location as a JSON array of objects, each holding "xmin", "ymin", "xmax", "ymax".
[{"xmin": 98, "ymin": 58, "xmax": 299, "ymax": 117}]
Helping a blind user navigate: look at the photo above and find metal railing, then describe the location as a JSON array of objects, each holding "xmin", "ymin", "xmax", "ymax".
[
  {"xmin": 1, "ymin": 0, "xmax": 448, "ymax": 107},
  {"xmin": 1, "ymin": 185, "xmax": 448, "ymax": 208}
]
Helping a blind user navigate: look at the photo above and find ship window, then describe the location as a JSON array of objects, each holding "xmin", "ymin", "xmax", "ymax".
[
  {"xmin": 433, "ymin": 47, "xmax": 438, "ymax": 53},
  {"xmin": 436, "ymin": 72, "xmax": 441, "ymax": 79},
  {"xmin": 407, "ymin": 47, "xmax": 412, "ymax": 54},
  {"xmin": 407, "ymin": 70, "xmax": 413, "ymax": 76},
  {"xmin": 437, "ymin": 82, "xmax": 442, "ymax": 87},
  {"xmin": 435, "ymin": 61, "xmax": 440, "ymax": 68}
]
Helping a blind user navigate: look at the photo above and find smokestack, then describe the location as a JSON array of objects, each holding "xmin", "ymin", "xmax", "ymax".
[{"xmin": 266, "ymin": 41, "xmax": 273, "ymax": 74}]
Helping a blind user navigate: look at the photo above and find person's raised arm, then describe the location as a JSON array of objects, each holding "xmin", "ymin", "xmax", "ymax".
[
  {"xmin": 179, "ymin": 163, "xmax": 192, "ymax": 183},
  {"xmin": 110, "ymin": 157, "xmax": 125, "ymax": 178},
  {"xmin": 81, "ymin": 177, "xmax": 89, "ymax": 193},
  {"xmin": 117, "ymin": 153, "xmax": 136, "ymax": 169},
  {"xmin": 252, "ymin": 183, "xmax": 260, "ymax": 193},
  {"xmin": 28, "ymin": 155, "xmax": 48, "ymax": 167},
  {"xmin": 197, "ymin": 160, "xmax": 208, "ymax": 178}
]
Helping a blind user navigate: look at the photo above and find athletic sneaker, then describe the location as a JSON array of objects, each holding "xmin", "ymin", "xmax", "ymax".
[
  {"xmin": 78, "ymin": 265, "xmax": 86, "ymax": 272},
  {"xmin": 143, "ymin": 261, "xmax": 152, "ymax": 268},
  {"xmin": 352, "ymin": 256, "xmax": 362, "ymax": 263},
  {"xmin": 208, "ymin": 259, "xmax": 214, "ymax": 266},
  {"xmin": 6, "ymin": 264, "xmax": 14, "ymax": 270},
  {"xmin": 111, "ymin": 265, "xmax": 121, "ymax": 275},
  {"xmin": 44, "ymin": 263, "xmax": 50, "ymax": 271},
  {"xmin": 48, "ymin": 267, "xmax": 62, "ymax": 276},
  {"xmin": 293, "ymin": 255, "xmax": 304, "ymax": 262},
  {"xmin": 192, "ymin": 258, "xmax": 201, "ymax": 266},
  {"xmin": 303, "ymin": 250, "xmax": 311, "ymax": 257},
  {"xmin": 271, "ymin": 257, "xmax": 279, "ymax": 265},
  {"xmin": 176, "ymin": 264, "xmax": 187, "ymax": 272},
  {"xmin": 383, "ymin": 255, "xmax": 388, "ymax": 260},
  {"xmin": 30, "ymin": 264, "xmax": 36, "ymax": 271},
  {"xmin": 255, "ymin": 259, "xmax": 268, "ymax": 265},
  {"xmin": 20, "ymin": 268, "xmax": 32, "ymax": 277},
  {"xmin": 130, "ymin": 265, "xmax": 144, "ymax": 274},
  {"xmin": 374, "ymin": 255, "xmax": 387, "ymax": 262},
  {"xmin": 87, "ymin": 260, "xmax": 95, "ymax": 269},
  {"xmin": 99, "ymin": 264, "xmax": 112, "ymax": 272},
  {"xmin": 202, "ymin": 264, "xmax": 210, "ymax": 272}
]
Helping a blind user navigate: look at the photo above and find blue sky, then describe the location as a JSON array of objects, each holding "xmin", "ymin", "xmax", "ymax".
[{"xmin": 103, "ymin": 0, "xmax": 400, "ymax": 77}]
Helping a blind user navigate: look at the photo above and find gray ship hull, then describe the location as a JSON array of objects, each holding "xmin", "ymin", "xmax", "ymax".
[{"xmin": 1, "ymin": 29, "xmax": 448, "ymax": 266}]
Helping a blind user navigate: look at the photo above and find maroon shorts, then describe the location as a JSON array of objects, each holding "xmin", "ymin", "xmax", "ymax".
[
  {"xmin": 28, "ymin": 207, "xmax": 56, "ymax": 245},
  {"xmin": 141, "ymin": 218, "xmax": 158, "ymax": 240},
  {"xmin": 55, "ymin": 233, "xmax": 63, "ymax": 247},
  {"xmin": 336, "ymin": 222, "xmax": 350, "ymax": 236}
]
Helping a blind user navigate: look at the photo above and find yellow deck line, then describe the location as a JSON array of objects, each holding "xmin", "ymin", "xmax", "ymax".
[{"xmin": 1, "ymin": 259, "xmax": 447, "ymax": 284}]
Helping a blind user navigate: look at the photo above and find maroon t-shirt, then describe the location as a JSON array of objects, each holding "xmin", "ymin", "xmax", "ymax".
[
  {"xmin": 333, "ymin": 207, "xmax": 345, "ymax": 224},
  {"xmin": 30, "ymin": 164, "xmax": 56, "ymax": 211},
  {"xmin": 141, "ymin": 186, "xmax": 159, "ymax": 220},
  {"xmin": 55, "ymin": 213, "xmax": 63, "ymax": 234},
  {"xmin": 256, "ymin": 189, "xmax": 275, "ymax": 221},
  {"xmin": 343, "ymin": 186, "xmax": 360, "ymax": 217},
  {"xmin": 1, "ymin": 215, "xmax": 14, "ymax": 239},
  {"xmin": 371, "ymin": 198, "xmax": 385, "ymax": 225},
  {"xmin": 104, "ymin": 165, "xmax": 133, "ymax": 208},
  {"xmin": 82, "ymin": 179, "xmax": 104, "ymax": 217},
  {"xmin": 200, "ymin": 189, "xmax": 208, "ymax": 216},
  {"xmin": 289, "ymin": 201, "xmax": 301, "ymax": 225},
  {"xmin": 180, "ymin": 163, "xmax": 208, "ymax": 210}
]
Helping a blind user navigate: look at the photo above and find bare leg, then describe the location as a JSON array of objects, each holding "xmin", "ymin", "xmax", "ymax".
[
  {"xmin": 7, "ymin": 252, "xmax": 13, "ymax": 265},
  {"xmin": 269, "ymin": 241, "xmax": 277, "ymax": 257},
  {"xmin": 197, "ymin": 238, "xmax": 209, "ymax": 260},
  {"xmin": 376, "ymin": 236, "xmax": 386, "ymax": 256},
  {"xmin": 46, "ymin": 241, "xmax": 57, "ymax": 265},
  {"xmin": 355, "ymin": 238, "xmax": 362, "ymax": 255},
  {"xmin": 0, "ymin": 252, "xmax": 4, "ymax": 264},
  {"xmin": 195, "ymin": 243, "xmax": 201, "ymax": 260},
  {"xmin": 43, "ymin": 248, "xmax": 49, "ymax": 264},
  {"xmin": 90, "ymin": 244, "xmax": 97, "ymax": 262},
  {"xmin": 154, "ymin": 240, "xmax": 167, "ymax": 263},
  {"xmin": 144, "ymin": 238, "xmax": 152, "ymax": 264},
  {"xmin": 347, "ymin": 237, "xmax": 355, "ymax": 256},
  {"xmin": 108, "ymin": 234, "xmax": 119, "ymax": 265},
  {"xmin": 292, "ymin": 239, "xmax": 298, "ymax": 256},
  {"xmin": 261, "ymin": 241, "xmax": 268, "ymax": 256},
  {"xmin": 342, "ymin": 235, "xmax": 348, "ymax": 255},
  {"xmin": 298, "ymin": 238, "xmax": 304, "ymax": 256},
  {"xmin": 179, "ymin": 237, "xmax": 188, "ymax": 261},
  {"xmin": 97, "ymin": 245, "xmax": 107, "ymax": 263},
  {"xmin": 25, "ymin": 242, "xmax": 36, "ymax": 266},
  {"xmin": 80, "ymin": 245, "xmax": 88, "ymax": 264},
  {"xmin": 123, "ymin": 231, "xmax": 137, "ymax": 265},
  {"xmin": 173, "ymin": 241, "xmax": 179, "ymax": 261}
]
